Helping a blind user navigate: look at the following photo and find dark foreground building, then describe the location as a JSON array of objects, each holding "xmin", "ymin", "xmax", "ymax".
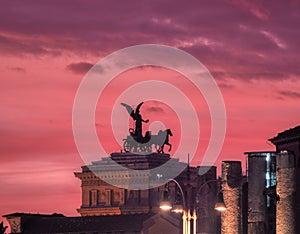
[
  {"xmin": 3, "ymin": 212, "xmax": 182, "ymax": 234},
  {"xmin": 4, "ymin": 152, "xmax": 221, "ymax": 234}
]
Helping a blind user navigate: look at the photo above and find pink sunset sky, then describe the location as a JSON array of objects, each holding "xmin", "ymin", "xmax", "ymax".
[{"xmin": 1, "ymin": 0, "xmax": 300, "ymax": 226}]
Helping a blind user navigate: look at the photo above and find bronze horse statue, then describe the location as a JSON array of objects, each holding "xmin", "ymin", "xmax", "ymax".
[
  {"xmin": 123, "ymin": 128, "xmax": 173, "ymax": 153},
  {"xmin": 151, "ymin": 129, "xmax": 173, "ymax": 153}
]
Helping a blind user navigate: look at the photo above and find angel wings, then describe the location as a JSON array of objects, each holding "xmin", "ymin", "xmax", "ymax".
[{"xmin": 121, "ymin": 102, "xmax": 144, "ymax": 120}]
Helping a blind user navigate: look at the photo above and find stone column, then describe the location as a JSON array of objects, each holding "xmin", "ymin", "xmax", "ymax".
[
  {"xmin": 247, "ymin": 155, "xmax": 267, "ymax": 234},
  {"xmin": 221, "ymin": 161, "xmax": 242, "ymax": 234},
  {"xmin": 276, "ymin": 151, "xmax": 296, "ymax": 234}
]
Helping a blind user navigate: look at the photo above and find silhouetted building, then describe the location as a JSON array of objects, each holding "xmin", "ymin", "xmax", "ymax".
[
  {"xmin": 75, "ymin": 152, "xmax": 220, "ymax": 233},
  {"xmin": 245, "ymin": 151, "xmax": 276, "ymax": 234},
  {"xmin": 269, "ymin": 125, "xmax": 300, "ymax": 158},
  {"xmin": 3, "ymin": 212, "xmax": 181, "ymax": 234},
  {"xmin": 269, "ymin": 125, "xmax": 300, "ymax": 233}
]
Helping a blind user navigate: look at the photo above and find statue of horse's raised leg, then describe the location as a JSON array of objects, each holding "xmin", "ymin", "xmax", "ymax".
[{"xmin": 167, "ymin": 143, "xmax": 172, "ymax": 152}]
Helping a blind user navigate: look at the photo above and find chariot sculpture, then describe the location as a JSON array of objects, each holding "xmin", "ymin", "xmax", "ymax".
[{"xmin": 121, "ymin": 102, "xmax": 172, "ymax": 153}]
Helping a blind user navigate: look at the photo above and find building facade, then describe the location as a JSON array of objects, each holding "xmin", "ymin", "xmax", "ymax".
[{"xmin": 75, "ymin": 152, "xmax": 221, "ymax": 234}]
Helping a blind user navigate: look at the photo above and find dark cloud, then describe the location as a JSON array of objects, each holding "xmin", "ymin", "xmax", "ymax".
[
  {"xmin": 134, "ymin": 65, "xmax": 162, "ymax": 70},
  {"xmin": 66, "ymin": 62, "xmax": 93, "ymax": 74},
  {"xmin": 9, "ymin": 67, "xmax": 26, "ymax": 73},
  {"xmin": 0, "ymin": 34, "xmax": 61, "ymax": 56},
  {"xmin": 212, "ymin": 71, "xmax": 288, "ymax": 81},
  {"xmin": 279, "ymin": 91, "xmax": 300, "ymax": 99},
  {"xmin": 217, "ymin": 81, "xmax": 235, "ymax": 89},
  {"xmin": 146, "ymin": 106, "xmax": 165, "ymax": 113}
]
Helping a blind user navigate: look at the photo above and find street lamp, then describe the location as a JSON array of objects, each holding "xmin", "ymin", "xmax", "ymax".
[
  {"xmin": 160, "ymin": 179, "xmax": 226, "ymax": 234},
  {"xmin": 214, "ymin": 192, "xmax": 226, "ymax": 212},
  {"xmin": 160, "ymin": 187, "xmax": 173, "ymax": 211}
]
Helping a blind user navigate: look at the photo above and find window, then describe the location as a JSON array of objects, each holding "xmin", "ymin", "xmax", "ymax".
[
  {"xmin": 90, "ymin": 189, "xmax": 98, "ymax": 206},
  {"xmin": 105, "ymin": 189, "xmax": 111, "ymax": 205}
]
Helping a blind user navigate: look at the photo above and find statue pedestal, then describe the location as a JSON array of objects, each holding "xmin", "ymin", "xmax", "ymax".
[
  {"xmin": 110, "ymin": 152, "xmax": 171, "ymax": 169},
  {"xmin": 75, "ymin": 152, "xmax": 186, "ymax": 216}
]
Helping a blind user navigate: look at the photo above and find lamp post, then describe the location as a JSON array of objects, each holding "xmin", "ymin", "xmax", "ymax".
[
  {"xmin": 160, "ymin": 179, "xmax": 190, "ymax": 234},
  {"xmin": 160, "ymin": 179, "xmax": 226, "ymax": 234}
]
